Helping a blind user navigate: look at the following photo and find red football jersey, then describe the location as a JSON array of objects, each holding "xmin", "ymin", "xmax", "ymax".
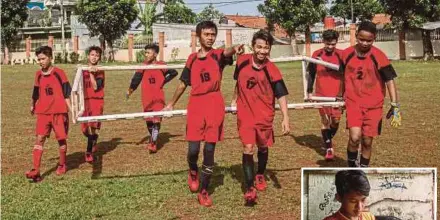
[
  {"xmin": 342, "ymin": 46, "xmax": 397, "ymax": 108},
  {"xmin": 180, "ymin": 49, "xmax": 232, "ymax": 96},
  {"xmin": 234, "ymin": 54, "xmax": 287, "ymax": 127},
  {"xmin": 311, "ymin": 48, "xmax": 343, "ymax": 97},
  {"xmin": 83, "ymin": 70, "xmax": 105, "ymax": 99},
  {"xmin": 33, "ymin": 67, "xmax": 70, "ymax": 114},
  {"xmin": 139, "ymin": 61, "xmax": 167, "ymax": 109},
  {"xmin": 322, "ymin": 211, "xmax": 375, "ymax": 220}
]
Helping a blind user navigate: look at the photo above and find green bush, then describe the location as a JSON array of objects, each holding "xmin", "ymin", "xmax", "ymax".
[
  {"xmin": 54, "ymin": 53, "xmax": 63, "ymax": 64},
  {"xmin": 69, "ymin": 52, "xmax": 80, "ymax": 64},
  {"xmin": 136, "ymin": 50, "xmax": 145, "ymax": 63}
]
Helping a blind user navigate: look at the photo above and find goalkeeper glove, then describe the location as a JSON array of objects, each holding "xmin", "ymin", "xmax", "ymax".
[{"xmin": 386, "ymin": 102, "xmax": 401, "ymax": 128}]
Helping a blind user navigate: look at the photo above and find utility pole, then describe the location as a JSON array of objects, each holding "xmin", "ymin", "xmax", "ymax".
[
  {"xmin": 350, "ymin": 0, "xmax": 354, "ymax": 23},
  {"xmin": 60, "ymin": 0, "xmax": 66, "ymax": 62}
]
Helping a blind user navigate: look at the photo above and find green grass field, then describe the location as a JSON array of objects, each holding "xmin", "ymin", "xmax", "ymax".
[{"xmin": 1, "ymin": 61, "xmax": 439, "ymax": 219}]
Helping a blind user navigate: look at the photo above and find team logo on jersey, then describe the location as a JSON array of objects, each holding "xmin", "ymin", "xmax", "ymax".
[{"xmin": 246, "ymin": 77, "xmax": 257, "ymax": 89}]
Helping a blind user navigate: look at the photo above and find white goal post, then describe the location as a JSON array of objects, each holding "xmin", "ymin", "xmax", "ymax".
[{"xmin": 70, "ymin": 56, "xmax": 343, "ymax": 123}]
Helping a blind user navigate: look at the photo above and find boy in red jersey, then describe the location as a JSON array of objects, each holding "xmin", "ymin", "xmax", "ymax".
[
  {"xmin": 164, "ymin": 21, "xmax": 243, "ymax": 207},
  {"xmin": 126, "ymin": 44, "xmax": 178, "ymax": 153},
  {"xmin": 307, "ymin": 29, "xmax": 344, "ymax": 161},
  {"xmin": 322, "ymin": 170, "xmax": 375, "ymax": 220},
  {"xmin": 26, "ymin": 46, "xmax": 72, "ymax": 182},
  {"xmin": 341, "ymin": 21, "xmax": 401, "ymax": 167},
  {"xmin": 231, "ymin": 30, "xmax": 290, "ymax": 204},
  {"xmin": 81, "ymin": 46, "xmax": 105, "ymax": 163}
]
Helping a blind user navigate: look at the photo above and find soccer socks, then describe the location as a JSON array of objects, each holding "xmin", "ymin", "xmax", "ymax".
[
  {"xmin": 243, "ymin": 154, "xmax": 254, "ymax": 189},
  {"xmin": 188, "ymin": 141, "xmax": 201, "ymax": 172},
  {"xmin": 86, "ymin": 134, "xmax": 98, "ymax": 153},
  {"xmin": 257, "ymin": 148, "xmax": 268, "ymax": 175},
  {"xmin": 329, "ymin": 124, "xmax": 339, "ymax": 138},
  {"xmin": 58, "ymin": 141, "xmax": 67, "ymax": 165},
  {"xmin": 32, "ymin": 145, "xmax": 43, "ymax": 171},
  {"xmin": 151, "ymin": 123, "xmax": 160, "ymax": 144},
  {"xmin": 347, "ymin": 149, "xmax": 358, "ymax": 167},
  {"xmin": 147, "ymin": 122, "xmax": 160, "ymax": 144},
  {"xmin": 360, "ymin": 156, "xmax": 370, "ymax": 167},
  {"xmin": 321, "ymin": 129, "xmax": 332, "ymax": 148},
  {"xmin": 201, "ymin": 142, "xmax": 215, "ymax": 190}
]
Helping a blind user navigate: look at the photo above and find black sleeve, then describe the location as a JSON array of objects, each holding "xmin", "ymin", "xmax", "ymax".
[
  {"xmin": 95, "ymin": 78, "xmax": 104, "ymax": 91},
  {"xmin": 179, "ymin": 67, "xmax": 191, "ymax": 86},
  {"xmin": 233, "ymin": 64, "xmax": 240, "ymax": 80},
  {"xmin": 272, "ymin": 79, "xmax": 289, "ymax": 99},
  {"xmin": 307, "ymin": 63, "xmax": 317, "ymax": 93},
  {"xmin": 129, "ymin": 72, "xmax": 143, "ymax": 91},
  {"xmin": 379, "ymin": 64, "xmax": 397, "ymax": 82},
  {"xmin": 62, "ymin": 82, "xmax": 72, "ymax": 98},
  {"xmin": 32, "ymin": 86, "xmax": 39, "ymax": 100},
  {"xmin": 163, "ymin": 69, "xmax": 178, "ymax": 85},
  {"xmin": 220, "ymin": 53, "xmax": 234, "ymax": 69}
]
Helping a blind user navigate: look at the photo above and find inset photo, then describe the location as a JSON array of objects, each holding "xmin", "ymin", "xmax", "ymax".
[{"xmin": 302, "ymin": 168, "xmax": 437, "ymax": 220}]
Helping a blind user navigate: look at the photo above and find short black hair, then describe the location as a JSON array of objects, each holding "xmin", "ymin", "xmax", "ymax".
[
  {"xmin": 357, "ymin": 21, "xmax": 377, "ymax": 35},
  {"xmin": 87, "ymin": 46, "xmax": 102, "ymax": 56},
  {"xmin": 322, "ymin": 29, "xmax": 339, "ymax": 41},
  {"xmin": 35, "ymin": 46, "xmax": 53, "ymax": 57},
  {"xmin": 144, "ymin": 44, "xmax": 159, "ymax": 54},
  {"xmin": 196, "ymin": 20, "xmax": 218, "ymax": 37},
  {"xmin": 335, "ymin": 170, "xmax": 370, "ymax": 198},
  {"xmin": 252, "ymin": 29, "xmax": 274, "ymax": 47}
]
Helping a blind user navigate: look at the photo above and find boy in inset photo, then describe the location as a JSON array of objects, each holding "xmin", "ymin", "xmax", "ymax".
[{"xmin": 323, "ymin": 170, "xmax": 375, "ymax": 220}]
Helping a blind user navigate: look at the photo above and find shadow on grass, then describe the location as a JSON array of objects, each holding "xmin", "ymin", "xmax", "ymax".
[
  {"xmin": 41, "ymin": 138, "xmax": 123, "ymax": 179},
  {"xmin": 290, "ymin": 134, "xmax": 346, "ymax": 167}
]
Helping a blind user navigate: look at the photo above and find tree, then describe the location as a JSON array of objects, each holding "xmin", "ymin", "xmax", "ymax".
[
  {"xmin": 1, "ymin": 0, "xmax": 29, "ymax": 64},
  {"xmin": 258, "ymin": 0, "xmax": 327, "ymax": 55},
  {"xmin": 76, "ymin": 0, "xmax": 138, "ymax": 61},
  {"xmin": 197, "ymin": 4, "xmax": 224, "ymax": 22},
  {"xmin": 137, "ymin": 1, "xmax": 163, "ymax": 35},
  {"xmin": 163, "ymin": 0, "xmax": 196, "ymax": 24},
  {"xmin": 380, "ymin": 0, "xmax": 440, "ymax": 60},
  {"xmin": 330, "ymin": 0, "xmax": 384, "ymax": 24}
]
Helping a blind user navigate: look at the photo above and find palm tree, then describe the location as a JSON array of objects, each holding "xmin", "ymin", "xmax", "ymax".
[{"xmin": 137, "ymin": 1, "xmax": 163, "ymax": 35}]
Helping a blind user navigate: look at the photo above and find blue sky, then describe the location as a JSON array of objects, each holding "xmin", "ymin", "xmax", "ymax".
[{"xmin": 183, "ymin": 0, "xmax": 263, "ymax": 16}]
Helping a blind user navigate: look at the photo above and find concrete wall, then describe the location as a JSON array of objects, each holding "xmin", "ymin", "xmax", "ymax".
[{"xmin": 303, "ymin": 169, "xmax": 435, "ymax": 220}]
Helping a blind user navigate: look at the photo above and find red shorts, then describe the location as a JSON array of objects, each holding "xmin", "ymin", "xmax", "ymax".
[
  {"xmin": 346, "ymin": 101, "xmax": 383, "ymax": 137},
  {"xmin": 186, "ymin": 92, "xmax": 225, "ymax": 142},
  {"xmin": 143, "ymin": 100, "xmax": 165, "ymax": 123},
  {"xmin": 319, "ymin": 107, "xmax": 342, "ymax": 119},
  {"xmin": 81, "ymin": 98, "xmax": 103, "ymax": 134},
  {"xmin": 238, "ymin": 125, "xmax": 274, "ymax": 147},
  {"xmin": 36, "ymin": 113, "xmax": 69, "ymax": 140}
]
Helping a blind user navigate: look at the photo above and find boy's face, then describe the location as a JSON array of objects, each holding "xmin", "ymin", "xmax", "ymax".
[
  {"xmin": 356, "ymin": 30, "xmax": 375, "ymax": 53},
  {"xmin": 37, "ymin": 53, "xmax": 52, "ymax": 70},
  {"xmin": 88, "ymin": 50, "xmax": 101, "ymax": 65},
  {"xmin": 253, "ymin": 39, "xmax": 271, "ymax": 62},
  {"xmin": 323, "ymin": 39, "xmax": 337, "ymax": 53},
  {"xmin": 337, "ymin": 191, "xmax": 368, "ymax": 218},
  {"xmin": 144, "ymin": 49, "xmax": 157, "ymax": 63},
  {"xmin": 199, "ymin": 28, "xmax": 217, "ymax": 48}
]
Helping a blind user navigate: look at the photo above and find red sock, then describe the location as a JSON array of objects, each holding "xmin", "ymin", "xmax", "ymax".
[
  {"xmin": 59, "ymin": 146, "xmax": 67, "ymax": 165},
  {"xmin": 32, "ymin": 145, "xmax": 43, "ymax": 171}
]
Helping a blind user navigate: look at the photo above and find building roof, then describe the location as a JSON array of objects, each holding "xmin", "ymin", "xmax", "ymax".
[
  {"xmin": 225, "ymin": 15, "xmax": 289, "ymax": 38},
  {"xmin": 372, "ymin": 13, "xmax": 391, "ymax": 25}
]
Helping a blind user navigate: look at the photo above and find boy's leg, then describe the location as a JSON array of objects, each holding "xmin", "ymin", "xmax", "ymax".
[
  {"xmin": 187, "ymin": 141, "xmax": 201, "ymax": 192},
  {"xmin": 320, "ymin": 111, "xmax": 332, "ymax": 149},
  {"xmin": 242, "ymin": 144, "xmax": 255, "ymax": 191},
  {"xmin": 201, "ymin": 142, "xmax": 216, "ymax": 191},
  {"xmin": 53, "ymin": 114, "xmax": 69, "ymax": 175},
  {"xmin": 360, "ymin": 136, "xmax": 373, "ymax": 167},
  {"xmin": 347, "ymin": 127, "xmax": 362, "ymax": 167}
]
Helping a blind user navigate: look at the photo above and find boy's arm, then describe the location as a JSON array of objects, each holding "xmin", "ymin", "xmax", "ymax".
[
  {"xmin": 277, "ymin": 95, "xmax": 290, "ymax": 135},
  {"xmin": 165, "ymin": 81, "xmax": 187, "ymax": 110},
  {"xmin": 126, "ymin": 71, "xmax": 143, "ymax": 99},
  {"xmin": 306, "ymin": 62, "xmax": 317, "ymax": 100},
  {"xmin": 31, "ymin": 86, "xmax": 39, "ymax": 115},
  {"xmin": 162, "ymin": 69, "xmax": 178, "ymax": 86},
  {"xmin": 223, "ymin": 44, "xmax": 244, "ymax": 57}
]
